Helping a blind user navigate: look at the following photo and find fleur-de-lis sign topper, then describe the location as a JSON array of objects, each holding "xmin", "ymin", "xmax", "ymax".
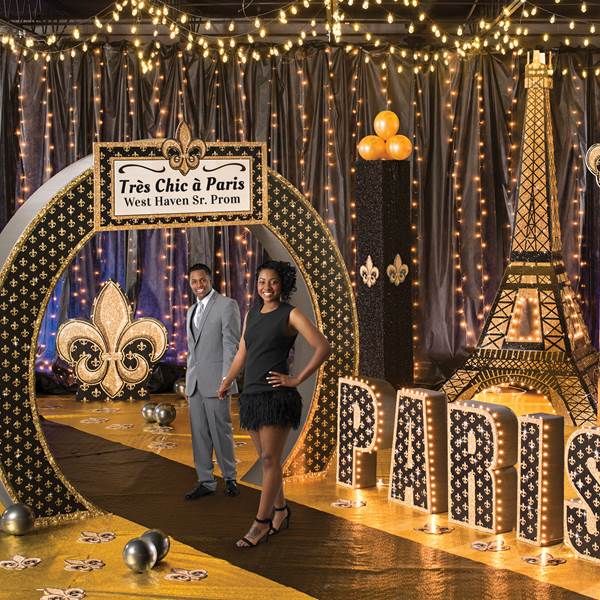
[
  {"xmin": 161, "ymin": 121, "xmax": 206, "ymax": 176},
  {"xmin": 57, "ymin": 281, "xmax": 168, "ymax": 398}
]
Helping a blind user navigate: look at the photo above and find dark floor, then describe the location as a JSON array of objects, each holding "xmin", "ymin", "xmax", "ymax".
[{"xmin": 43, "ymin": 418, "xmax": 592, "ymax": 600}]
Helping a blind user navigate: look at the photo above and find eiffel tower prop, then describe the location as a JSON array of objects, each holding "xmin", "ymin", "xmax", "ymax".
[{"xmin": 442, "ymin": 51, "xmax": 598, "ymax": 426}]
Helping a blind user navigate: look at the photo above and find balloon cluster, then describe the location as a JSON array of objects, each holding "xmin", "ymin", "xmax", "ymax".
[
  {"xmin": 142, "ymin": 401, "xmax": 177, "ymax": 426},
  {"xmin": 357, "ymin": 111, "xmax": 413, "ymax": 161},
  {"xmin": 1, "ymin": 503, "xmax": 34, "ymax": 536},
  {"xmin": 123, "ymin": 529, "xmax": 170, "ymax": 573}
]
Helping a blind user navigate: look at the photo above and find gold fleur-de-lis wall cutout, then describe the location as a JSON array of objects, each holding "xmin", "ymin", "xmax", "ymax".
[
  {"xmin": 57, "ymin": 281, "xmax": 168, "ymax": 398},
  {"xmin": 161, "ymin": 121, "xmax": 206, "ymax": 175},
  {"xmin": 360, "ymin": 255, "xmax": 379, "ymax": 288},
  {"xmin": 386, "ymin": 254, "xmax": 409, "ymax": 286}
]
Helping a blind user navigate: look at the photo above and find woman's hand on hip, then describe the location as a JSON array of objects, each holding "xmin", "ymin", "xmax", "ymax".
[{"xmin": 267, "ymin": 371, "xmax": 299, "ymax": 388}]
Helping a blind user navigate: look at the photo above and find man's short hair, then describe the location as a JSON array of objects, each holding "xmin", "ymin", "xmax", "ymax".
[{"xmin": 188, "ymin": 262, "xmax": 212, "ymax": 278}]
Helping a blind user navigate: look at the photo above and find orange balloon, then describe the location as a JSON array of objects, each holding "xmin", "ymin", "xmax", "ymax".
[
  {"xmin": 386, "ymin": 134, "xmax": 413, "ymax": 160},
  {"xmin": 373, "ymin": 110, "xmax": 400, "ymax": 140},
  {"xmin": 357, "ymin": 135, "xmax": 387, "ymax": 160}
]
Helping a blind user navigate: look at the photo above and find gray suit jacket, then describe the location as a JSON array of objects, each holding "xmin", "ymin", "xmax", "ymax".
[{"xmin": 185, "ymin": 291, "xmax": 241, "ymax": 398}]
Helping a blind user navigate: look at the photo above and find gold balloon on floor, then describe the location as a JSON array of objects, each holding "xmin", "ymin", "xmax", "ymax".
[
  {"xmin": 358, "ymin": 135, "xmax": 387, "ymax": 160},
  {"xmin": 373, "ymin": 111, "xmax": 400, "ymax": 140},
  {"xmin": 386, "ymin": 134, "xmax": 413, "ymax": 160}
]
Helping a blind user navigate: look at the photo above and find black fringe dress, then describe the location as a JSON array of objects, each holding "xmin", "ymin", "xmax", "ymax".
[{"xmin": 239, "ymin": 302, "xmax": 302, "ymax": 431}]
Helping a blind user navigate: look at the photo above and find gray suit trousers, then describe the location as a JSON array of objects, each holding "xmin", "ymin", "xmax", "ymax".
[{"xmin": 188, "ymin": 389, "xmax": 237, "ymax": 488}]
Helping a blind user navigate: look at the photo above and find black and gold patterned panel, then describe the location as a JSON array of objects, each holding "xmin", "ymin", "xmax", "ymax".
[
  {"xmin": 517, "ymin": 413, "xmax": 564, "ymax": 546},
  {"xmin": 336, "ymin": 379, "xmax": 377, "ymax": 488},
  {"xmin": 266, "ymin": 172, "xmax": 358, "ymax": 478},
  {"xmin": 448, "ymin": 401, "xmax": 518, "ymax": 534},
  {"xmin": 0, "ymin": 172, "xmax": 97, "ymax": 522},
  {"xmin": 565, "ymin": 426, "xmax": 600, "ymax": 563}
]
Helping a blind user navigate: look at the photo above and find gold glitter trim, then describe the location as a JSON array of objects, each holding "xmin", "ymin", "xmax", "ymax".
[{"xmin": 264, "ymin": 170, "xmax": 359, "ymax": 477}]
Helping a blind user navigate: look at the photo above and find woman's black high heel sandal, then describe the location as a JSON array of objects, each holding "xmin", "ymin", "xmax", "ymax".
[
  {"xmin": 269, "ymin": 505, "xmax": 291, "ymax": 535},
  {"xmin": 236, "ymin": 517, "xmax": 272, "ymax": 548}
]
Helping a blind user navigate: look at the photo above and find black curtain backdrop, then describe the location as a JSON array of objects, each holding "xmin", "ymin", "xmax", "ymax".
[{"xmin": 1, "ymin": 42, "xmax": 599, "ymax": 385}]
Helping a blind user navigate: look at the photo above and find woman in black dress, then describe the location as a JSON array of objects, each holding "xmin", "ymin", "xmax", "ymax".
[{"xmin": 218, "ymin": 260, "xmax": 330, "ymax": 548}]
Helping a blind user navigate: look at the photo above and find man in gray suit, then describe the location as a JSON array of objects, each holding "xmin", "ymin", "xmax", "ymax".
[{"xmin": 185, "ymin": 262, "xmax": 241, "ymax": 499}]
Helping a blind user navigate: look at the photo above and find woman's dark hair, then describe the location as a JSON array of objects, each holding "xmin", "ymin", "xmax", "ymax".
[{"xmin": 255, "ymin": 260, "xmax": 297, "ymax": 303}]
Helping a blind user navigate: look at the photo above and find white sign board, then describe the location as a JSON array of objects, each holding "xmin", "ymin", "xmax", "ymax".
[{"xmin": 112, "ymin": 157, "xmax": 252, "ymax": 217}]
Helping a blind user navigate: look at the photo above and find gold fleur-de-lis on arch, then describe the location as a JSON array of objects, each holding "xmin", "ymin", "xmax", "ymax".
[
  {"xmin": 161, "ymin": 121, "xmax": 206, "ymax": 175},
  {"xmin": 57, "ymin": 281, "xmax": 168, "ymax": 397},
  {"xmin": 386, "ymin": 254, "xmax": 409, "ymax": 286},
  {"xmin": 359, "ymin": 255, "xmax": 379, "ymax": 288}
]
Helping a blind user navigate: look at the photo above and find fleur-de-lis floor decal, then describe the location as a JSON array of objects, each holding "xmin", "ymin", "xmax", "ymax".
[
  {"xmin": 165, "ymin": 567, "xmax": 208, "ymax": 582},
  {"xmin": 360, "ymin": 255, "xmax": 379, "ymax": 288},
  {"xmin": 64, "ymin": 559, "xmax": 105, "ymax": 572},
  {"xmin": 161, "ymin": 121, "xmax": 206, "ymax": 175},
  {"xmin": 148, "ymin": 439, "xmax": 177, "ymax": 450},
  {"xmin": 0, "ymin": 554, "xmax": 41, "ymax": 570},
  {"xmin": 37, "ymin": 588, "xmax": 86, "ymax": 600},
  {"xmin": 57, "ymin": 281, "xmax": 167, "ymax": 398},
  {"xmin": 80, "ymin": 417, "xmax": 109, "ymax": 424},
  {"xmin": 106, "ymin": 423, "xmax": 134, "ymax": 431},
  {"xmin": 386, "ymin": 254, "xmax": 409, "ymax": 286},
  {"xmin": 77, "ymin": 531, "xmax": 116, "ymax": 544}
]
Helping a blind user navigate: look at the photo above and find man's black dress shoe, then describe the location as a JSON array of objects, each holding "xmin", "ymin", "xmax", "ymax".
[
  {"xmin": 184, "ymin": 483, "xmax": 215, "ymax": 500},
  {"xmin": 224, "ymin": 480, "xmax": 240, "ymax": 497}
]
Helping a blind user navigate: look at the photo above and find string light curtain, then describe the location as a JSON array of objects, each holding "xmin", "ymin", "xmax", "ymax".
[{"xmin": 0, "ymin": 42, "xmax": 597, "ymax": 386}]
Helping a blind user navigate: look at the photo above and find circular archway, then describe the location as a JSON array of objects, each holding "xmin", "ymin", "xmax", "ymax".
[{"xmin": 0, "ymin": 155, "xmax": 358, "ymax": 524}]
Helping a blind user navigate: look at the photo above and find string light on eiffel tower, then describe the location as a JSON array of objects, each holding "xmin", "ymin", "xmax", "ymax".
[{"xmin": 507, "ymin": 290, "xmax": 542, "ymax": 342}]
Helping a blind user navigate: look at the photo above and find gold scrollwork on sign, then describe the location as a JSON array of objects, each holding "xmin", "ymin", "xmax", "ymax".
[
  {"xmin": 386, "ymin": 254, "xmax": 409, "ymax": 286},
  {"xmin": 57, "ymin": 281, "xmax": 168, "ymax": 397},
  {"xmin": 360, "ymin": 255, "xmax": 379, "ymax": 288},
  {"xmin": 161, "ymin": 121, "xmax": 206, "ymax": 175}
]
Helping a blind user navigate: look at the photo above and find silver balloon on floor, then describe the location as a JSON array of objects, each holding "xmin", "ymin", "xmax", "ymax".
[
  {"xmin": 141, "ymin": 401, "xmax": 157, "ymax": 423},
  {"xmin": 154, "ymin": 403, "xmax": 176, "ymax": 426},
  {"xmin": 173, "ymin": 378, "xmax": 186, "ymax": 397},
  {"xmin": 141, "ymin": 529, "xmax": 170, "ymax": 563},
  {"xmin": 123, "ymin": 537, "xmax": 157, "ymax": 573},
  {"xmin": 1, "ymin": 503, "xmax": 34, "ymax": 535}
]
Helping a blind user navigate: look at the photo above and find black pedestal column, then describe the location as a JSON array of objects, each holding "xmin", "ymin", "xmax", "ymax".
[{"xmin": 354, "ymin": 159, "xmax": 413, "ymax": 387}]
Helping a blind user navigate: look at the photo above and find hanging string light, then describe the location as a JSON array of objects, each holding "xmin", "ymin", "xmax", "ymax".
[{"xmin": 0, "ymin": 0, "xmax": 596, "ymax": 76}]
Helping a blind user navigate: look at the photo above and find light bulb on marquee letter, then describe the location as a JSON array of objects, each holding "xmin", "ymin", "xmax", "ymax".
[
  {"xmin": 389, "ymin": 388, "xmax": 448, "ymax": 513},
  {"xmin": 448, "ymin": 401, "xmax": 518, "ymax": 534},
  {"xmin": 517, "ymin": 413, "xmax": 564, "ymax": 546},
  {"xmin": 337, "ymin": 377, "xmax": 395, "ymax": 488},
  {"xmin": 565, "ymin": 426, "xmax": 600, "ymax": 563}
]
